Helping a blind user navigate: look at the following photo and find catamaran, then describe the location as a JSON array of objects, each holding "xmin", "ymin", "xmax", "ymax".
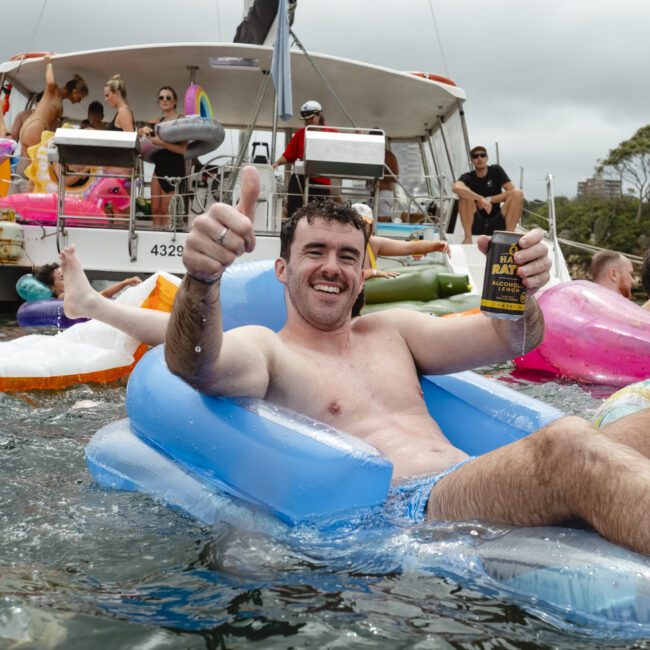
[{"xmin": 0, "ymin": 5, "xmax": 569, "ymax": 303}]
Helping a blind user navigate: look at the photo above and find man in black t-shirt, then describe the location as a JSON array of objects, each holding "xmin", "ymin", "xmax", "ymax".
[{"xmin": 452, "ymin": 145, "xmax": 524, "ymax": 243}]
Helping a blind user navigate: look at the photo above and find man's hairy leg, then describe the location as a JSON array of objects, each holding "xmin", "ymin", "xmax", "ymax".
[
  {"xmin": 502, "ymin": 189, "xmax": 523, "ymax": 231},
  {"xmin": 427, "ymin": 415, "xmax": 650, "ymax": 555},
  {"xmin": 601, "ymin": 408, "xmax": 650, "ymax": 458},
  {"xmin": 458, "ymin": 197, "xmax": 476, "ymax": 244}
]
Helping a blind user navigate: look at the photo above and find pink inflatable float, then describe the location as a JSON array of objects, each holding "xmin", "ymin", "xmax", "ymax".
[
  {"xmin": 0, "ymin": 178, "xmax": 129, "ymax": 226},
  {"xmin": 515, "ymin": 280, "xmax": 650, "ymax": 386}
]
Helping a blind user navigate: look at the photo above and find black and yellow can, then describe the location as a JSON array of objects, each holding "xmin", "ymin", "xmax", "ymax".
[{"xmin": 480, "ymin": 231, "xmax": 526, "ymax": 319}]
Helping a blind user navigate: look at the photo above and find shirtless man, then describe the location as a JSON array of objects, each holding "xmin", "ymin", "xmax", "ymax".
[
  {"xmin": 18, "ymin": 56, "xmax": 87, "ymax": 169},
  {"xmin": 590, "ymin": 250, "xmax": 635, "ymax": 299},
  {"xmin": 163, "ymin": 166, "xmax": 650, "ymax": 556}
]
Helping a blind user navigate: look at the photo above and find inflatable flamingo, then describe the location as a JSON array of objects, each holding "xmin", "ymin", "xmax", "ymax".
[
  {"xmin": 0, "ymin": 178, "xmax": 130, "ymax": 226},
  {"xmin": 514, "ymin": 280, "xmax": 650, "ymax": 386}
]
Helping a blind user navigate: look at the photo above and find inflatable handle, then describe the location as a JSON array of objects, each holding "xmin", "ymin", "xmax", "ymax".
[
  {"xmin": 126, "ymin": 347, "xmax": 393, "ymax": 524},
  {"xmin": 16, "ymin": 274, "xmax": 52, "ymax": 301}
]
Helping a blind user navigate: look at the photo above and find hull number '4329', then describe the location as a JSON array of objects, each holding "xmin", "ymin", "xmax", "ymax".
[{"xmin": 150, "ymin": 244, "xmax": 183, "ymax": 257}]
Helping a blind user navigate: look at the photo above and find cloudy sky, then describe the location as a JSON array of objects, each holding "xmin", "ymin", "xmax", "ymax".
[{"xmin": 2, "ymin": 0, "xmax": 648, "ymax": 199}]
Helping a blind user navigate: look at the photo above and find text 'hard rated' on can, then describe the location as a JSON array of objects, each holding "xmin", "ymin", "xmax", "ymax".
[{"xmin": 480, "ymin": 231, "xmax": 526, "ymax": 320}]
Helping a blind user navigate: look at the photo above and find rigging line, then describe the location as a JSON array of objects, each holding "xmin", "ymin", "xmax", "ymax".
[
  {"xmin": 16, "ymin": 0, "xmax": 50, "ymax": 77},
  {"xmin": 289, "ymin": 29, "xmax": 357, "ymax": 128},
  {"xmin": 214, "ymin": 0, "xmax": 223, "ymax": 41},
  {"xmin": 427, "ymin": 0, "xmax": 449, "ymax": 78}
]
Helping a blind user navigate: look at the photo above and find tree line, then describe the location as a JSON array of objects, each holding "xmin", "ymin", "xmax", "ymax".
[{"xmin": 520, "ymin": 124, "xmax": 650, "ymax": 298}]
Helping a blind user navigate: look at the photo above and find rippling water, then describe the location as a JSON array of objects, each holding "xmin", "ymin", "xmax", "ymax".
[{"xmin": 0, "ymin": 316, "xmax": 639, "ymax": 649}]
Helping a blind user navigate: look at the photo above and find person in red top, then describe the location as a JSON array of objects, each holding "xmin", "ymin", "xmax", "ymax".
[{"xmin": 273, "ymin": 100, "xmax": 331, "ymax": 217}]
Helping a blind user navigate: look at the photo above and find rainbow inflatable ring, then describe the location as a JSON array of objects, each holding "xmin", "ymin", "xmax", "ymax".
[{"xmin": 184, "ymin": 84, "xmax": 214, "ymax": 119}]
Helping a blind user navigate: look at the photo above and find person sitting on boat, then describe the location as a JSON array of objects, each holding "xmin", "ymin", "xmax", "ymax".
[
  {"xmin": 351, "ymin": 202, "xmax": 451, "ymax": 316},
  {"xmin": 33, "ymin": 261, "xmax": 141, "ymax": 300},
  {"xmin": 272, "ymin": 100, "xmax": 332, "ymax": 218},
  {"xmin": 159, "ymin": 165, "xmax": 650, "ymax": 557},
  {"xmin": 18, "ymin": 56, "xmax": 88, "ymax": 175},
  {"xmin": 81, "ymin": 101, "xmax": 105, "ymax": 130},
  {"xmin": 590, "ymin": 249, "xmax": 635, "ymax": 299},
  {"xmin": 103, "ymin": 75, "xmax": 134, "ymax": 133},
  {"xmin": 139, "ymin": 86, "xmax": 187, "ymax": 230},
  {"xmin": 452, "ymin": 145, "xmax": 523, "ymax": 244}
]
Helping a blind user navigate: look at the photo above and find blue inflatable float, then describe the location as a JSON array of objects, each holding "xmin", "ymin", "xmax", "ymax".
[{"xmin": 85, "ymin": 259, "xmax": 650, "ymax": 638}]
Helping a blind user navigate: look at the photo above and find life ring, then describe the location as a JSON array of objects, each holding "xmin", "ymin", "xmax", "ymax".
[
  {"xmin": 17, "ymin": 298, "xmax": 87, "ymax": 329},
  {"xmin": 140, "ymin": 115, "xmax": 225, "ymax": 161},
  {"xmin": 184, "ymin": 84, "xmax": 214, "ymax": 119},
  {"xmin": 10, "ymin": 52, "xmax": 52, "ymax": 62},
  {"xmin": 407, "ymin": 71, "xmax": 456, "ymax": 87}
]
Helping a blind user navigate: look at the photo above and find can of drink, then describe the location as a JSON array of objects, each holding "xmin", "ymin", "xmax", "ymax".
[{"xmin": 480, "ymin": 231, "xmax": 526, "ymax": 319}]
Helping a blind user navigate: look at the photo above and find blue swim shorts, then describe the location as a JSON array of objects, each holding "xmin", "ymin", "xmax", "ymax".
[{"xmin": 385, "ymin": 457, "xmax": 476, "ymax": 523}]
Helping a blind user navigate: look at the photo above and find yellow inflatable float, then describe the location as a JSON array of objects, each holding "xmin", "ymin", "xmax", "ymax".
[{"xmin": 0, "ymin": 273, "xmax": 179, "ymax": 391}]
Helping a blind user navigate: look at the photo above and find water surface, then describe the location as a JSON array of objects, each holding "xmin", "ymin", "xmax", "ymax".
[{"xmin": 1, "ymin": 317, "xmax": 636, "ymax": 649}]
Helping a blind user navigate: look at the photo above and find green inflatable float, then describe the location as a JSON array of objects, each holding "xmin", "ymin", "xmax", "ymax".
[{"xmin": 362, "ymin": 263, "xmax": 479, "ymax": 316}]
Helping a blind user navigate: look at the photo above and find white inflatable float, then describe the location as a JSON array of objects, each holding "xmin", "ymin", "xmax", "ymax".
[{"xmin": 0, "ymin": 273, "xmax": 179, "ymax": 391}]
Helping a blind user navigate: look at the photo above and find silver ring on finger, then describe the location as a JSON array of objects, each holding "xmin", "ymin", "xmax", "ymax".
[{"xmin": 217, "ymin": 227, "xmax": 229, "ymax": 247}]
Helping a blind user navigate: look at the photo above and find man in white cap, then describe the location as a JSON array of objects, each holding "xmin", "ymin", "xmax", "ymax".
[{"xmin": 273, "ymin": 100, "xmax": 332, "ymax": 217}]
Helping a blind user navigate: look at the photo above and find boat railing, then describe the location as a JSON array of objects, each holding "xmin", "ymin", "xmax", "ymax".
[{"xmin": 545, "ymin": 174, "xmax": 563, "ymax": 276}]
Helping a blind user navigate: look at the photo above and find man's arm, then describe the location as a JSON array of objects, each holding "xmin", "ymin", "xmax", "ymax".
[
  {"xmin": 487, "ymin": 180, "xmax": 516, "ymax": 204},
  {"xmin": 372, "ymin": 235, "xmax": 450, "ymax": 258},
  {"xmin": 382, "ymin": 228, "xmax": 550, "ymax": 374},
  {"xmin": 165, "ymin": 167, "xmax": 273, "ymax": 398},
  {"xmin": 452, "ymin": 180, "xmax": 491, "ymax": 213}
]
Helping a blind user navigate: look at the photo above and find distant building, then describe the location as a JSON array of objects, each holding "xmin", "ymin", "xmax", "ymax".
[{"xmin": 577, "ymin": 177, "xmax": 622, "ymax": 199}]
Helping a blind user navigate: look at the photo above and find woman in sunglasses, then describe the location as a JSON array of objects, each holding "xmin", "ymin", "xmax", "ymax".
[{"xmin": 141, "ymin": 86, "xmax": 187, "ymax": 229}]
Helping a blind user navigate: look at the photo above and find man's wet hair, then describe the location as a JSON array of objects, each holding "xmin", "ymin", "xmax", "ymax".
[
  {"xmin": 280, "ymin": 200, "xmax": 369, "ymax": 260},
  {"xmin": 590, "ymin": 250, "xmax": 624, "ymax": 281},
  {"xmin": 33, "ymin": 262, "xmax": 60, "ymax": 289},
  {"xmin": 642, "ymin": 249, "xmax": 650, "ymax": 296}
]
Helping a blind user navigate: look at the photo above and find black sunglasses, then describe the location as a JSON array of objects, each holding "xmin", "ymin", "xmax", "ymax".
[
  {"xmin": 158, "ymin": 95, "xmax": 173, "ymax": 101},
  {"xmin": 471, "ymin": 152, "xmax": 487, "ymax": 159}
]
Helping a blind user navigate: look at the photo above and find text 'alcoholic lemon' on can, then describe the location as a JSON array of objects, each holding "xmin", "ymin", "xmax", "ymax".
[{"xmin": 480, "ymin": 231, "xmax": 526, "ymax": 320}]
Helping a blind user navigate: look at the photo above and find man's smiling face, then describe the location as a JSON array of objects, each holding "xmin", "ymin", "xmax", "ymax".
[{"xmin": 279, "ymin": 217, "xmax": 365, "ymax": 330}]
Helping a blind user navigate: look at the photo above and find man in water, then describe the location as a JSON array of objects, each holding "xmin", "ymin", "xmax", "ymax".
[
  {"xmin": 164, "ymin": 166, "xmax": 650, "ymax": 556},
  {"xmin": 18, "ymin": 55, "xmax": 88, "ymax": 173},
  {"xmin": 590, "ymin": 249, "xmax": 635, "ymax": 299},
  {"xmin": 452, "ymin": 145, "xmax": 523, "ymax": 244}
]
